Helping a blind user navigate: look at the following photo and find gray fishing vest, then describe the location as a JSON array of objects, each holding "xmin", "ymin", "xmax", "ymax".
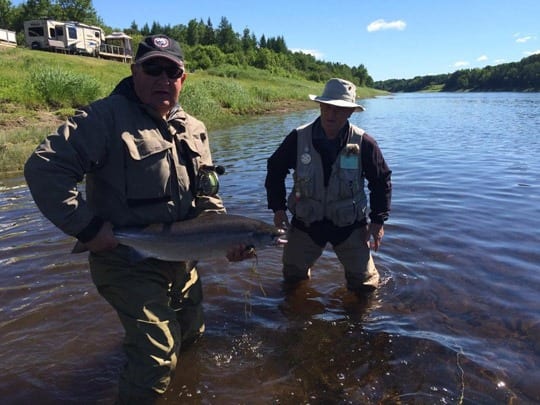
[{"xmin": 287, "ymin": 121, "xmax": 368, "ymax": 227}]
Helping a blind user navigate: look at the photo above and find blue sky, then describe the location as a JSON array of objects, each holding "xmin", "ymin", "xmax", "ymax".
[{"xmin": 17, "ymin": 0, "xmax": 540, "ymax": 81}]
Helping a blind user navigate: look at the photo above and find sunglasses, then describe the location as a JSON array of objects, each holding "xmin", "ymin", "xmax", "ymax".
[{"xmin": 140, "ymin": 63, "xmax": 184, "ymax": 79}]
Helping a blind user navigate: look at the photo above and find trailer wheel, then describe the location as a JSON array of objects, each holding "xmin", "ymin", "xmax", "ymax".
[{"xmin": 31, "ymin": 41, "xmax": 41, "ymax": 50}]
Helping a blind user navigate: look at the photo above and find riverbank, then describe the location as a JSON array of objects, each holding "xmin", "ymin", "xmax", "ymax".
[
  {"xmin": 0, "ymin": 98, "xmax": 314, "ymax": 175},
  {"xmin": 0, "ymin": 47, "xmax": 385, "ymax": 174}
]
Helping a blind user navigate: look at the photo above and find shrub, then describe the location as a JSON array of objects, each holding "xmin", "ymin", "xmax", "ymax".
[{"xmin": 28, "ymin": 67, "xmax": 102, "ymax": 108}]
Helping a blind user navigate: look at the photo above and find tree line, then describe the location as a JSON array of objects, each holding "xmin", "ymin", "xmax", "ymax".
[
  {"xmin": 374, "ymin": 54, "xmax": 540, "ymax": 92},
  {"xmin": 2, "ymin": 0, "xmax": 537, "ymax": 92},
  {"xmin": 0, "ymin": 0, "xmax": 373, "ymax": 87}
]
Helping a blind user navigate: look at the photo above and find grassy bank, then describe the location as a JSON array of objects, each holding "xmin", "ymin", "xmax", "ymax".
[{"xmin": 0, "ymin": 47, "xmax": 385, "ymax": 174}]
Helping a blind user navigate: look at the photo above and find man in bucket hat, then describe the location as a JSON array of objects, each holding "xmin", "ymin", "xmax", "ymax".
[
  {"xmin": 25, "ymin": 34, "xmax": 252, "ymax": 403},
  {"xmin": 265, "ymin": 78, "xmax": 392, "ymax": 294}
]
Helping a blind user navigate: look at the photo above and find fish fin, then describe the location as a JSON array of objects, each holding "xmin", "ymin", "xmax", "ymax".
[
  {"xmin": 71, "ymin": 240, "xmax": 88, "ymax": 254},
  {"xmin": 71, "ymin": 241, "xmax": 148, "ymax": 263},
  {"xmin": 277, "ymin": 236, "xmax": 288, "ymax": 245}
]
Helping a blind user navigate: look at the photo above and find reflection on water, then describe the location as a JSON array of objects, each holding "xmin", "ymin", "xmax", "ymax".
[{"xmin": 1, "ymin": 93, "xmax": 539, "ymax": 403}]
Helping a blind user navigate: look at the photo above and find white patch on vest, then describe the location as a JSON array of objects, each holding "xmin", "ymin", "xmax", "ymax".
[{"xmin": 300, "ymin": 153, "xmax": 312, "ymax": 165}]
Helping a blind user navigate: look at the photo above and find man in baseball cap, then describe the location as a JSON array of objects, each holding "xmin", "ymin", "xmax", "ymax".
[
  {"xmin": 25, "ymin": 32, "xmax": 254, "ymax": 403},
  {"xmin": 130, "ymin": 34, "xmax": 187, "ymax": 118}
]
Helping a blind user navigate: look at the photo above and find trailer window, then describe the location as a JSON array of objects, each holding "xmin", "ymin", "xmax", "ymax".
[
  {"xmin": 54, "ymin": 26, "xmax": 64, "ymax": 37},
  {"xmin": 28, "ymin": 27, "xmax": 44, "ymax": 37},
  {"xmin": 67, "ymin": 26, "xmax": 77, "ymax": 39}
]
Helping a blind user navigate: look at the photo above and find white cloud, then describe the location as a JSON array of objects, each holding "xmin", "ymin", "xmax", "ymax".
[
  {"xmin": 516, "ymin": 35, "xmax": 535, "ymax": 43},
  {"xmin": 454, "ymin": 61, "xmax": 469, "ymax": 68},
  {"xmin": 367, "ymin": 19, "xmax": 407, "ymax": 32},
  {"xmin": 290, "ymin": 48, "xmax": 324, "ymax": 59},
  {"xmin": 524, "ymin": 49, "xmax": 540, "ymax": 56},
  {"xmin": 477, "ymin": 55, "xmax": 488, "ymax": 62},
  {"xmin": 494, "ymin": 59, "xmax": 506, "ymax": 64}
]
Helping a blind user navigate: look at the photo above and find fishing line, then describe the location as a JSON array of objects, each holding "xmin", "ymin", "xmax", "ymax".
[
  {"xmin": 243, "ymin": 248, "xmax": 267, "ymax": 319},
  {"xmin": 456, "ymin": 346, "xmax": 465, "ymax": 405}
]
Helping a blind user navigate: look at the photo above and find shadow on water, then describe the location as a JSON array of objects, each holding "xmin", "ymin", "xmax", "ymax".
[
  {"xmin": 160, "ymin": 270, "xmax": 519, "ymax": 404},
  {"xmin": 161, "ymin": 278, "xmax": 387, "ymax": 404}
]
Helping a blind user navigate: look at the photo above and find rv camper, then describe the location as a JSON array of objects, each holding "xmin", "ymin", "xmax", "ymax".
[{"xmin": 24, "ymin": 19, "xmax": 104, "ymax": 56}]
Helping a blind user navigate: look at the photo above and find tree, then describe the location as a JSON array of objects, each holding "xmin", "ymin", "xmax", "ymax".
[
  {"xmin": 0, "ymin": 0, "xmax": 12, "ymax": 28},
  {"xmin": 186, "ymin": 18, "xmax": 200, "ymax": 46},
  {"xmin": 352, "ymin": 64, "xmax": 371, "ymax": 87},
  {"xmin": 266, "ymin": 35, "xmax": 287, "ymax": 53},
  {"xmin": 20, "ymin": 0, "xmax": 54, "ymax": 20},
  {"xmin": 140, "ymin": 22, "xmax": 150, "ymax": 36},
  {"xmin": 187, "ymin": 44, "xmax": 225, "ymax": 70},
  {"xmin": 201, "ymin": 18, "xmax": 215, "ymax": 45},
  {"xmin": 241, "ymin": 27, "xmax": 257, "ymax": 52},
  {"xmin": 259, "ymin": 34, "xmax": 266, "ymax": 49},
  {"xmin": 9, "ymin": 0, "xmax": 102, "ymax": 31},
  {"xmin": 216, "ymin": 16, "xmax": 239, "ymax": 53},
  {"xmin": 9, "ymin": 0, "xmax": 54, "ymax": 32},
  {"xmin": 378, "ymin": 54, "xmax": 539, "ymax": 92},
  {"xmin": 124, "ymin": 20, "xmax": 139, "ymax": 36},
  {"xmin": 56, "ymin": 0, "xmax": 100, "ymax": 25},
  {"xmin": 253, "ymin": 47, "xmax": 278, "ymax": 70}
]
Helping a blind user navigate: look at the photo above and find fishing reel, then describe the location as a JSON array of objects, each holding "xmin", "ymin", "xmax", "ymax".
[{"xmin": 197, "ymin": 165, "xmax": 225, "ymax": 196}]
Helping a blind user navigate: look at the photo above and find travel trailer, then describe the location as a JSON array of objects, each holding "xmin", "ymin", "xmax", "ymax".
[{"xmin": 23, "ymin": 19, "xmax": 104, "ymax": 56}]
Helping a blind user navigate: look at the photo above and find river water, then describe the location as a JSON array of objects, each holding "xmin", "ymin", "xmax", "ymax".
[{"xmin": 1, "ymin": 92, "xmax": 539, "ymax": 404}]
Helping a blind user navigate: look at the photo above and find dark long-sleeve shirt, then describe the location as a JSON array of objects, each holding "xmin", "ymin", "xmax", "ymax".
[{"xmin": 265, "ymin": 119, "xmax": 392, "ymax": 226}]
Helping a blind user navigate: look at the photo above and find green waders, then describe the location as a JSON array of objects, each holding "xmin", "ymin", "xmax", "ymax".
[
  {"xmin": 282, "ymin": 225, "xmax": 379, "ymax": 291},
  {"xmin": 89, "ymin": 245, "xmax": 204, "ymax": 404}
]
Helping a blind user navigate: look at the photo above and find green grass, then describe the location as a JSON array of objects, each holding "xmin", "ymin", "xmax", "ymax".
[
  {"xmin": 422, "ymin": 84, "xmax": 445, "ymax": 92},
  {"xmin": 0, "ymin": 127, "xmax": 45, "ymax": 173},
  {"xmin": 0, "ymin": 47, "xmax": 386, "ymax": 174}
]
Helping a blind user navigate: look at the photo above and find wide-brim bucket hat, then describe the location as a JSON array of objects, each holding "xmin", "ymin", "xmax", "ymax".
[{"xmin": 309, "ymin": 78, "xmax": 365, "ymax": 112}]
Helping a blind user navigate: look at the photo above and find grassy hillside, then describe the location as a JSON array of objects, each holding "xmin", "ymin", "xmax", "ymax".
[{"xmin": 0, "ymin": 46, "xmax": 384, "ymax": 173}]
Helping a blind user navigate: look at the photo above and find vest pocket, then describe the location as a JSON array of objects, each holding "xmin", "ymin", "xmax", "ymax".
[
  {"xmin": 289, "ymin": 198, "xmax": 324, "ymax": 225},
  {"xmin": 327, "ymin": 199, "xmax": 359, "ymax": 227},
  {"xmin": 121, "ymin": 132, "xmax": 173, "ymax": 201},
  {"xmin": 294, "ymin": 199, "xmax": 315, "ymax": 223}
]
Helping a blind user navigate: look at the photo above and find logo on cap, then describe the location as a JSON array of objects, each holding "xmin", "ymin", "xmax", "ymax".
[{"xmin": 153, "ymin": 37, "xmax": 170, "ymax": 48}]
